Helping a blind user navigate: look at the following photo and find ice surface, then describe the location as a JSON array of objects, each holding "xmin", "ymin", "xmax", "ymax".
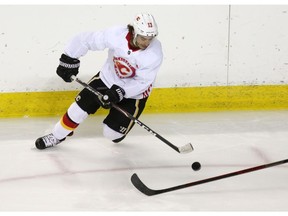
[{"xmin": 0, "ymin": 111, "xmax": 287, "ymax": 211}]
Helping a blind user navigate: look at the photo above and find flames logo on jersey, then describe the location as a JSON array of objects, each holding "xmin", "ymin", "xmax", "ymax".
[{"xmin": 113, "ymin": 56, "xmax": 136, "ymax": 78}]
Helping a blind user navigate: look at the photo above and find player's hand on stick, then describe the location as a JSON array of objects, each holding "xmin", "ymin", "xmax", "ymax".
[
  {"xmin": 56, "ymin": 54, "xmax": 80, "ymax": 82},
  {"xmin": 101, "ymin": 85, "xmax": 125, "ymax": 109}
]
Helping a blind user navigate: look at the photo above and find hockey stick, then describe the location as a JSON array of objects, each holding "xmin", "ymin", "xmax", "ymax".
[
  {"xmin": 131, "ymin": 158, "xmax": 288, "ymax": 196},
  {"xmin": 71, "ymin": 76, "xmax": 193, "ymax": 154}
]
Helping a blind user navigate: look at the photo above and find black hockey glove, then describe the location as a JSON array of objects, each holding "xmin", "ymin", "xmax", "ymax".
[
  {"xmin": 56, "ymin": 54, "xmax": 80, "ymax": 82},
  {"xmin": 101, "ymin": 85, "xmax": 125, "ymax": 109}
]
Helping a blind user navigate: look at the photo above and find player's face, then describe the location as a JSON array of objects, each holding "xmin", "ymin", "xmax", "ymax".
[{"xmin": 135, "ymin": 35, "xmax": 154, "ymax": 50}]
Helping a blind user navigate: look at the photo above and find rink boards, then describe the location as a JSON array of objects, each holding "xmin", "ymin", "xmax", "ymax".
[{"xmin": 1, "ymin": 84, "xmax": 288, "ymax": 117}]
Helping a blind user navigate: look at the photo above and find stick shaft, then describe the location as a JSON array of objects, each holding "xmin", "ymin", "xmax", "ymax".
[
  {"xmin": 72, "ymin": 76, "xmax": 187, "ymax": 153},
  {"xmin": 111, "ymin": 104, "xmax": 181, "ymax": 152},
  {"xmin": 163, "ymin": 158, "xmax": 288, "ymax": 192},
  {"xmin": 131, "ymin": 158, "xmax": 288, "ymax": 196}
]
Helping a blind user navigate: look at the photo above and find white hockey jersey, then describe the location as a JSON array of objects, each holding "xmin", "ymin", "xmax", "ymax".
[{"xmin": 64, "ymin": 26, "xmax": 163, "ymax": 99}]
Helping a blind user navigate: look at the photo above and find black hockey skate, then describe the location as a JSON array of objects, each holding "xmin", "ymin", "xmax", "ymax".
[
  {"xmin": 35, "ymin": 133, "xmax": 64, "ymax": 150},
  {"xmin": 35, "ymin": 131, "xmax": 74, "ymax": 150}
]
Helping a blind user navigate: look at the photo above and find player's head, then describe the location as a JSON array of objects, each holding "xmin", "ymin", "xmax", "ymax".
[
  {"xmin": 128, "ymin": 13, "xmax": 158, "ymax": 50},
  {"xmin": 131, "ymin": 13, "xmax": 158, "ymax": 37}
]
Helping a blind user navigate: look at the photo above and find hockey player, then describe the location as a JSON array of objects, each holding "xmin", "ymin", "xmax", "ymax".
[{"xmin": 35, "ymin": 13, "xmax": 163, "ymax": 149}]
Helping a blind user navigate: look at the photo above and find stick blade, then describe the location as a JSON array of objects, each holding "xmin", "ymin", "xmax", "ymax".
[
  {"xmin": 131, "ymin": 173, "xmax": 158, "ymax": 196},
  {"xmin": 179, "ymin": 143, "xmax": 194, "ymax": 154}
]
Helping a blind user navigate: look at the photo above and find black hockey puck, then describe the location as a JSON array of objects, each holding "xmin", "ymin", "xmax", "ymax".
[{"xmin": 192, "ymin": 162, "xmax": 201, "ymax": 171}]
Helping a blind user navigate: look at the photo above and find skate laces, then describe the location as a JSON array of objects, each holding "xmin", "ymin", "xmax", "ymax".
[{"xmin": 42, "ymin": 133, "xmax": 62, "ymax": 147}]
